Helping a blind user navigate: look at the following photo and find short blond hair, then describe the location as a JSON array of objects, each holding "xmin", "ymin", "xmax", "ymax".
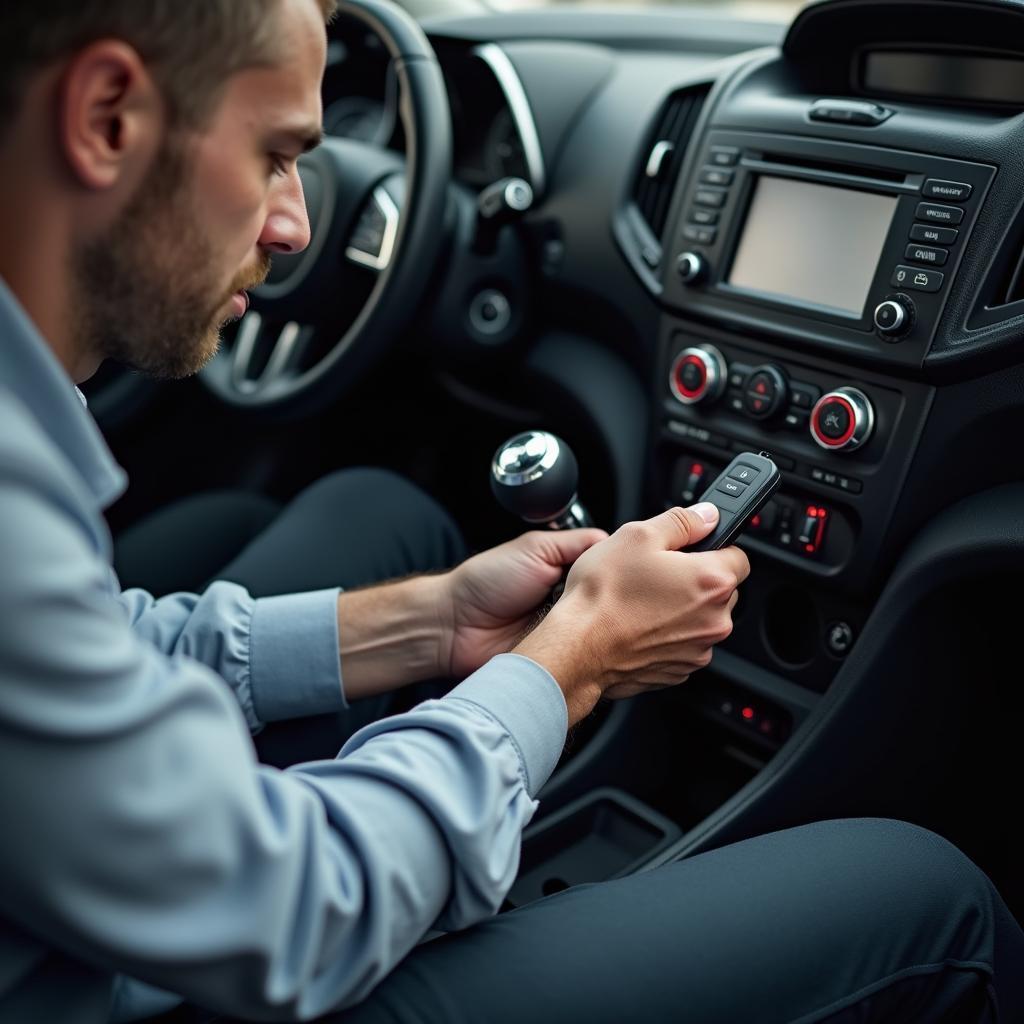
[{"xmin": 0, "ymin": 0, "xmax": 338, "ymax": 133}]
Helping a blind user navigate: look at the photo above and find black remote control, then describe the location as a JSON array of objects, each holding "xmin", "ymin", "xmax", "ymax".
[{"xmin": 688, "ymin": 451, "xmax": 781, "ymax": 552}]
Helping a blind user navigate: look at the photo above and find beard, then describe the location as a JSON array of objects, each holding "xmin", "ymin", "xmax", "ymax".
[{"xmin": 72, "ymin": 139, "xmax": 270, "ymax": 380}]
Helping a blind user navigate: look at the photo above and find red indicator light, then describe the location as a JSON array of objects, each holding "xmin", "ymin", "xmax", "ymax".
[
  {"xmin": 805, "ymin": 544, "xmax": 814, "ymax": 553},
  {"xmin": 691, "ymin": 463, "xmax": 704, "ymax": 474},
  {"xmin": 741, "ymin": 706, "xmax": 755, "ymax": 720},
  {"xmin": 807, "ymin": 505, "xmax": 818, "ymax": 516},
  {"xmin": 751, "ymin": 515, "xmax": 761, "ymax": 527},
  {"xmin": 755, "ymin": 382, "xmax": 767, "ymax": 394}
]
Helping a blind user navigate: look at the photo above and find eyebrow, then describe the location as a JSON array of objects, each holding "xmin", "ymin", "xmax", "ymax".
[{"xmin": 274, "ymin": 125, "xmax": 324, "ymax": 154}]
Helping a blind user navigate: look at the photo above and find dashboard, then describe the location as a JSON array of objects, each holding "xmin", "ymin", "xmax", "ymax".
[{"xmin": 269, "ymin": 0, "xmax": 1024, "ymax": 875}]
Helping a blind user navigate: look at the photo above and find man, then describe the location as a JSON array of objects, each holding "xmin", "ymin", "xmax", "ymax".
[{"xmin": 0, "ymin": 2, "xmax": 1020, "ymax": 1022}]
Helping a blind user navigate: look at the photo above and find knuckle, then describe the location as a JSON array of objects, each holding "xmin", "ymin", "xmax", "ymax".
[
  {"xmin": 618, "ymin": 520, "xmax": 651, "ymax": 546},
  {"xmin": 700, "ymin": 569, "xmax": 734, "ymax": 601}
]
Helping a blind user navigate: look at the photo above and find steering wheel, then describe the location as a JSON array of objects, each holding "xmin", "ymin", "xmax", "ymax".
[{"xmin": 199, "ymin": 0, "xmax": 452, "ymax": 413}]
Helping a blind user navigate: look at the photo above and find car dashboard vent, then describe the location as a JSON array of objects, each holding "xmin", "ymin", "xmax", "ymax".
[
  {"xmin": 969, "ymin": 201, "xmax": 1024, "ymax": 328},
  {"xmin": 633, "ymin": 86, "xmax": 710, "ymax": 242}
]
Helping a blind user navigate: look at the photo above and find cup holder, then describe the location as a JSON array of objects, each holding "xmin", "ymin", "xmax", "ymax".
[{"xmin": 762, "ymin": 584, "xmax": 820, "ymax": 669}]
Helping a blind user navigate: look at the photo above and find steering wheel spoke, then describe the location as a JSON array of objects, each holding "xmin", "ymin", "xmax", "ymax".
[
  {"xmin": 346, "ymin": 186, "xmax": 401, "ymax": 272},
  {"xmin": 230, "ymin": 313, "xmax": 314, "ymax": 396}
]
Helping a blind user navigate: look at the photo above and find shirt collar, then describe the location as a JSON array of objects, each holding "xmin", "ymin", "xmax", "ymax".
[{"xmin": 0, "ymin": 277, "xmax": 127, "ymax": 508}]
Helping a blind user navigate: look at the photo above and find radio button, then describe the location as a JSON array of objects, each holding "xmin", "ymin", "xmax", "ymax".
[
  {"xmin": 709, "ymin": 146, "xmax": 740, "ymax": 167},
  {"xmin": 905, "ymin": 244, "xmax": 948, "ymax": 266},
  {"xmin": 923, "ymin": 179, "xmax": 972, "ymax": 202},
  {"xmin": 700, "ymin": 167, "xmax": 734, "ymax": 187},
  {"xmin": 694, "ymin": 188, "xmax": 728, "ymax": 209},
  {"xmin": 891, "ymin": 265, "xmax": 944, "ymax": 292},
  {"xmin": 683, "ymin": 224, "xmax": 717, "ymax": 245},
  {"xmin": 691, "ymin": 208, "xmax": 719, "ymax": 225},
  {"xmin": 910, "ymin": 224, "xmax": 958, "ymax": 246},
  {"xmin": 916, "ymin": 202, "xmax": 964, "ymax": 225}
]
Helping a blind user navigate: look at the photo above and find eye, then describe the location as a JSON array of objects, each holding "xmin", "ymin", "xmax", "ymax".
[{"xmin": 268, "ymin": 153, "xmax": 290, "ymax": 177}]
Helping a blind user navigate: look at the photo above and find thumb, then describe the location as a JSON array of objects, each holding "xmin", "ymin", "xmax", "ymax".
[
  {"xmin": 530, "ymin": 527, "xmax": 609, "ymax": 567},
  {"xmin": 648, "ymin": 502, "xmax": 719, "ymax": 550}
]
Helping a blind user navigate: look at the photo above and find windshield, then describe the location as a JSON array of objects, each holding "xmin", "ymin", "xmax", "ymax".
[{"xmin": 489, "ymin": 0, "xmax": 806, "ymax": 17}]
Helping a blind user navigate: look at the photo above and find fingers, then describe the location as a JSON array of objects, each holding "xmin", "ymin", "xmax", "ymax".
[
  {"xmin": 645, "ymin": 503, "xmax": 719, "ymax": 551},
  {"xmin": 527, "ymin": 527, "xmax": 609, "ymax": 567}
]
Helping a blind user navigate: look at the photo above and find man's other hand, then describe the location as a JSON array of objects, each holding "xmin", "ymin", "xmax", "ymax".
[
  {"xmin": 513, "ymin": 503, "xmax": 750, "ymax": 725},
  {"xmin": 441, "ymin": 528, "xmax": 608, "ymax": 679}
]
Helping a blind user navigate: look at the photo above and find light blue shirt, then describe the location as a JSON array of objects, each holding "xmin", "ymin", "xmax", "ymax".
[{"xmin": 0, "ymin": 278, "xmax": 568, "ymax": 1022}]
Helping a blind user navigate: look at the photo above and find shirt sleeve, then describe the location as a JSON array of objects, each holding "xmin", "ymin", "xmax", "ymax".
[
  {"xmin": 116, "ymin": 583, "xmax": 345, "ymax": 729},
  {"xmin": 0, "ymin": 465, "xmax": 568, "ymax": 1020}
]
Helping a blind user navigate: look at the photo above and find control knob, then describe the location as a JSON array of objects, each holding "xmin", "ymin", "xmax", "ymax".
[
  {"xmin": 873, "ymin": 294, "xmax": 915, "ymax": 339},
  {"xmin": 810, "ymin": 387, "xmax": 875, "ymax": 452},
  {"xmin": 676, "ymin": 251, "xmax": 706, "ymax": 284},
  {"xmin": 670, "ymin": 345, "xmax": 727, "ymax": 405},
  {"xmin": 743, "ymin": 364, "xmax": 788, "ymax": 420}
]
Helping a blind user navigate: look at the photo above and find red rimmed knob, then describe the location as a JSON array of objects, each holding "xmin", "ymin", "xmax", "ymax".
[
  {"xmin": 810, "ymin": 387, "xmax": 875, "ymax": 452},
  {"xmin": 669, "ymin": 345, "xmax": 727, "ymax": 406}
]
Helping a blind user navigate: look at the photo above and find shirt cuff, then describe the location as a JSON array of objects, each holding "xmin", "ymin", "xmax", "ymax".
[
  {"xmin": 249, "ymin": 588, "xmax": 344, "ymax": 723},
  {"xmin": 441, "ymin": 653, "xmax": 568, "ymax": 797}
]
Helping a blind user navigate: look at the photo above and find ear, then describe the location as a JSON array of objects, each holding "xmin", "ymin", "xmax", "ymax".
[{"xmin": 58, "ymin": 40, "xmax": 164, "ymax": 192}]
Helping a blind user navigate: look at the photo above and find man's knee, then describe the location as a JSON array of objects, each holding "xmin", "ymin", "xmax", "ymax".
[{"xmin": 296, "ymin": 469, "xmax": 454, "ymax": 532}]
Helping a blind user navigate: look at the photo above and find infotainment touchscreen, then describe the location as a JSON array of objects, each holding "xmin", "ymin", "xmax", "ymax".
[{"xmin": 727, "ymin": 176, "xmax": 898, "ymax": 317}]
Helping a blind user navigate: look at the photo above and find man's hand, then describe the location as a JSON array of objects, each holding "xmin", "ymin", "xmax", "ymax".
[
  {"xmin": 440, "ymin": 529, "xmax": 608, "ymax": 679},
  {"xmin": 513, "ymin": 503, "xmax": 749, "ymax": 725}
]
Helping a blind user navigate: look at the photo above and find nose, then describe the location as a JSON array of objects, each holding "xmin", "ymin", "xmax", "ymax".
[{"xmin": 259, "ymin": 166, "xmax": 312, "ymax": 255}]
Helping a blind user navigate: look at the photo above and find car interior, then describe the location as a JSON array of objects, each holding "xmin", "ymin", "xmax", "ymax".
[{"xmin": 83, "ymin": 0, "xmax": 1024, "ymax": 927}]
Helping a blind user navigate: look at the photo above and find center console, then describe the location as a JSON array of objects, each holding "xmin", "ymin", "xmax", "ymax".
[{"xmin": 642, "ymin": 67, "xmax": 1001, "ymax": 714}]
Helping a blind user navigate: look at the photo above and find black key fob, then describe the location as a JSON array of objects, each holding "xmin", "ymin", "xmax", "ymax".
[{"xmin": 688, "ymin": 451, "xmax": 781, "ymax": 552}]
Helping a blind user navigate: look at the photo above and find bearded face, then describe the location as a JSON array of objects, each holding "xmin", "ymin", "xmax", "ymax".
[{"xmin": 72, "ymin": 137, "xmax": 270, "ymax": 381}]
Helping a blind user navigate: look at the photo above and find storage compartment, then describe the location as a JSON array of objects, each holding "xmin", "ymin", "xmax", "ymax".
[{"xmin": 505, "ymin": 788, "xmax": 682, "ymax": 908}]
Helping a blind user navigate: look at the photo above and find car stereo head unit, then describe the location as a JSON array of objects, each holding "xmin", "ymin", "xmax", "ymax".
[{"xmin": 662, "ymin": 129, "xmax": 994, "ymax": 365}]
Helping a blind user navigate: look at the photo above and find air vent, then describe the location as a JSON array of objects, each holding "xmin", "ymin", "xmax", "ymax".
[
  {"xmin": 633, "ymin": 86, "xmax": 710, "ymax": 242},
  {"xmin": 970, "ymin": 203, "xmax": 1024, "ymax": 327}
]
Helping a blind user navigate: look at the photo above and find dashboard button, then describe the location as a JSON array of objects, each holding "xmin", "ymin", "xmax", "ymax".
[
  {"xmin": 694, "ymin": 188, "xmax": 728, "ymax": 208},
  {"xmin": 683, "ymin": 224, "xmax": 717, "ymax": 245},
  {"xmin": 891, "ymin": 265, "xmax": 944, "ymax": 292},
  {"xmin": 700, "ymin": 167, "xmax": 734, "ymax": 187},
  {"xmin": 916, "ymin": 202, "xmax": 964, "ymax": 225},
  {"xmin": 790, "ymin": 384, "xmax": 820, "ymax": 409},
  {"xmin": 910, "ymin": 224, "xmax": 958, "ymax": 246},
  {"xmin": 709, "ymin": 146, "xmax": 740, "ymax": 167},
  {"xmin": 743, "ymin": 365, "xmax": 788, "ymax": 420},
  {"xmin": 691, "ymin": 208, "xmax": 719, "ymax": 225},
  {"xmin": 905, "ymin": 244, "xmax": 948, "ymax": 266},
  {"xmin": 923, "ymin": 179, "xmax": 972, "ymax": 202}
]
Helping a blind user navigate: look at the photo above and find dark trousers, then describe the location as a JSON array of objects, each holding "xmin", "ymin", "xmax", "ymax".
[{"xmin": 114, "ymin": 470, "xmax": 1024, "ymax": 1023}]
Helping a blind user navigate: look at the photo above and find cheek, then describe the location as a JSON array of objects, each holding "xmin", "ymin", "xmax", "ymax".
[{"xmin": 197, "ymin": 149, "xmax": 269, "ymax": 257}]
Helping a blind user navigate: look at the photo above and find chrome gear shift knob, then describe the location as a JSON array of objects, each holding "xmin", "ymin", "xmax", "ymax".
[{"xmin": 490, "ymin": 430, "xmax": 592, "ymax": 529}]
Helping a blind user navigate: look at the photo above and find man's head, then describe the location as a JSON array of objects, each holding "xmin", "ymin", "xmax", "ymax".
[{"xmin": 0, "ymin": 0, "xmax": 337, "ymax": 380}]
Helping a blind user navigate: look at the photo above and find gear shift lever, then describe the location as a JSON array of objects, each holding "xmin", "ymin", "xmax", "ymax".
[{"xmin": 491, "ymin": 430, "xmax": 593, "ymax": 529}]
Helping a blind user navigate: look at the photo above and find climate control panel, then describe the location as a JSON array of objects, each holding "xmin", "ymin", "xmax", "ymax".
[
  {"xmin": 655, "ymin": 326, "xmax": 929, "ymax": 588},
  {"xmin": 665, "ymin": 343, "xmax": 878, "ymax": 455}
]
